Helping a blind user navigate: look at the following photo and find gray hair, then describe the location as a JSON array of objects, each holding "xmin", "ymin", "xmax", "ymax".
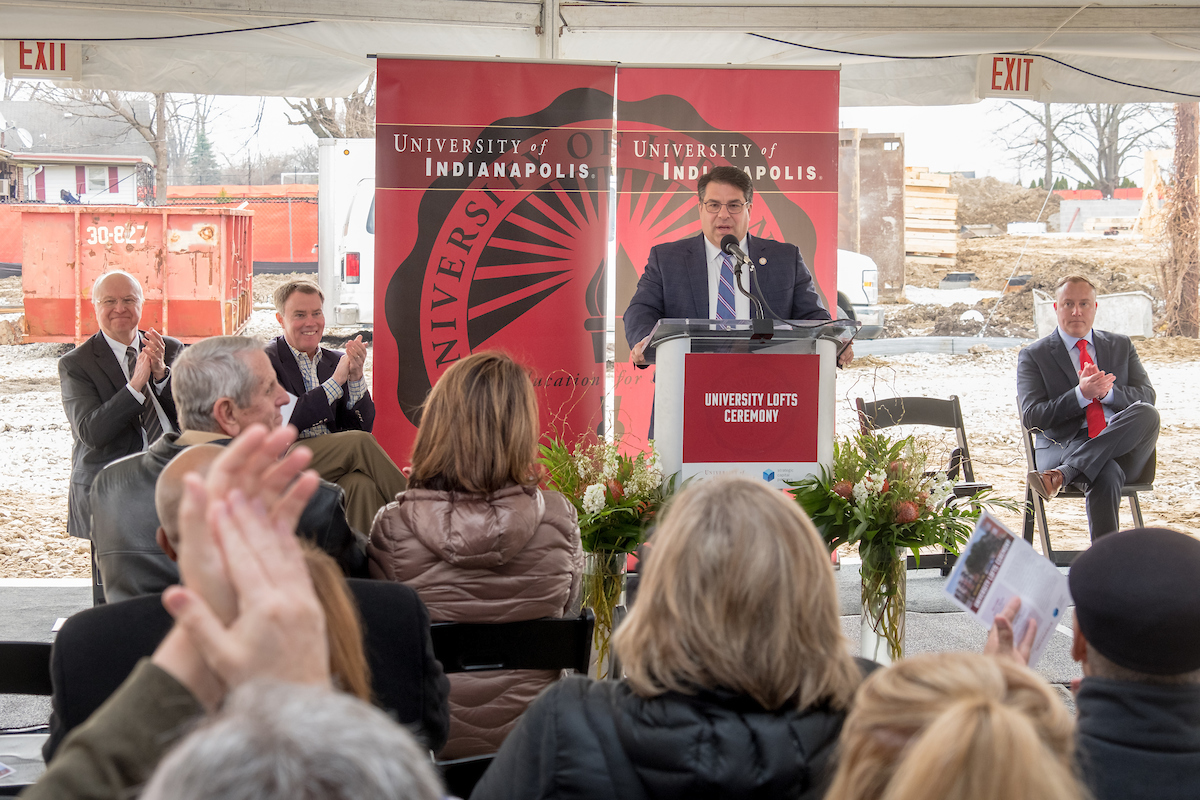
[
  {"xmin": 142, "ymin": 681, "xmax": 443, "ymax": 800},
  {"xmin": 91, "ymin": 270, "xmax": 144, "ymax": 304},
  {"xmin": 172, "ymin": 336, "xmax": 263, "ymax": 432}
]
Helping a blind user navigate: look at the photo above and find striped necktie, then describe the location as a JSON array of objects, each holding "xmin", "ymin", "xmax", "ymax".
[{"xmin": 716, "ymin": 253, "xmax": 737, "ymax": 320}]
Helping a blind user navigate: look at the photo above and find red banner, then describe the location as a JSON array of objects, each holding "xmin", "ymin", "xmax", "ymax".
[
  {"xmin": 682, "ymin": 353, "xmax": 820, "ymax": 464},
  {"xmin": 612, "ymin": 67, "xmax": 840, "ymax": 449},
  {"xmin": 374, "ymin": 59, "xmax": 615, "ymax": 464}
]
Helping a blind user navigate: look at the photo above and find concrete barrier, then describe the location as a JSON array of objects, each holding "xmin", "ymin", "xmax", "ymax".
[{"xmin": 1034, "ymin": 289, "xmax": 1154, "ymax": 339}]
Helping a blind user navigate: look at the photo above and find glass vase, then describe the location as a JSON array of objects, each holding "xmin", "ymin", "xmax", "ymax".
[
  {"xmin": 860, "ymin": 545, "xmax": 906, "ymax": 665},
  {"xmin": 583, "ymin": 550, "xmax": 627, "ymax": 679}
]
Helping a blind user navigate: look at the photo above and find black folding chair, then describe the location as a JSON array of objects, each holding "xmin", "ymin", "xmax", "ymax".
[
  {"xmin": 0, "ymin": 642, "xmax": 52, "ymax": 796},
  {"xmin": 431, "ymin": 610, "xmax": 594, "ymax": 799},
  {"xmin": 856, "ymin": 395, "xmax": 992, "ymax": 574},
  {"xmin": 1019, "ymin": 421, "xmax": 1154, "ymax": 566},
  {"xmin": 0, "ymin": 643, "xmax": 52, "ymax": 696}
]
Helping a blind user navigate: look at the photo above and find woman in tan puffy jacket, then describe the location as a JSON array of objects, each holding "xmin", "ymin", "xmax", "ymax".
[{"xmin": 367, "ymin": 351, "xmax": 583, "ymax": 760}]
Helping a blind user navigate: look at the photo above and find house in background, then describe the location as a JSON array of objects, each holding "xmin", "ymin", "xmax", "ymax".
[
  {"xmin": 6, "ymin": 152, "xmax": 150, "ymax": 204},
  {"xmin": 0, "ymin": 99, "xmax": 155, "ymax": 205}
]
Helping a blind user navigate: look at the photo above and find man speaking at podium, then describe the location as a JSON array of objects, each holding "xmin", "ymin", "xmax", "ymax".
[{"xmin": 624, "ymin": 166, "xmax": 853, "ymax": 367}]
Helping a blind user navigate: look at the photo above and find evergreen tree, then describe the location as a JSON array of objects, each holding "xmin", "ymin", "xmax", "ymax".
[{"xmin": 190, "ymin": 124, "xmax": 221, "ymax": 185}]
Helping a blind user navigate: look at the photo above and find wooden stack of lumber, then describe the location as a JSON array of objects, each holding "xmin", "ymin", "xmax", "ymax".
[{"xmin": 904, "ymin": 167, "xmax": 958, "ymax": 269}]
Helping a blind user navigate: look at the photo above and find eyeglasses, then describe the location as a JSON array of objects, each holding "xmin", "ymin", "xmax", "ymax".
[{"xmin": 701, "ymin": 200, "xmax": 748, "ymax": 215}]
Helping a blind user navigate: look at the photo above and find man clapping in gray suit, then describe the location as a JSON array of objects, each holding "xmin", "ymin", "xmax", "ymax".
[{"xmin": 1018, "ymin": 274, "xmax": 1159, "ymax": 539}]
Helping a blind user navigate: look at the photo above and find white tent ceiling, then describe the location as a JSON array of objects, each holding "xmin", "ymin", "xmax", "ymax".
[{"xmin": 3, "ymin": 1, "xmax": 1200, "ymax": 104}]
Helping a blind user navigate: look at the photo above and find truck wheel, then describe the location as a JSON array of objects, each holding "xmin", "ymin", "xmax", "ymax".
[{"xmin": 837, "ymin": 291, "xmax": 858, "ymax": 321}]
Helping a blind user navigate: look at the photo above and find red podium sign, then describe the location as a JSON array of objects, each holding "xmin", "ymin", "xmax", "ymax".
[{"xmin": 682, "ymin": 353, "xmax": 820, "ymax": 468}]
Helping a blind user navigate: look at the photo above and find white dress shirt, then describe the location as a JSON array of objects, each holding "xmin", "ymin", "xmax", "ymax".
[{"xmin": 702, "ymin": 235, "xmax": 752, "ymax": 320}]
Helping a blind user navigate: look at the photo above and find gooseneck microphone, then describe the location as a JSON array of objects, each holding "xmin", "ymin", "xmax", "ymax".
[
  {"xmin": 720, "ymin": 234, "xmax": 770, "ymax": 335},
  {"xmin": 720, "ymin": 234, "xmax": 752, "ymax": 268}
]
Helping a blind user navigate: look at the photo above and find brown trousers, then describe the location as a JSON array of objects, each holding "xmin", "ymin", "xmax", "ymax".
[{"xmin": 297, "ymin": 430, "xmax": 407, "ymax": 534}]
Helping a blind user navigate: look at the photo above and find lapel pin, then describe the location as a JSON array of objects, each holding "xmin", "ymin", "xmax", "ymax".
[{"xmin": 758, "ymin": 257, "xmax": 766, "ymax": 265}]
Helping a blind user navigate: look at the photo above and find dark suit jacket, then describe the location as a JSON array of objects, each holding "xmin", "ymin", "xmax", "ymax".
[
  {"xmin": 90, "ymin": 432, "xmax": 369, "ymax": 604},
  {"xmin": 266, "ymin": 334, "xmax": 375, "ymax": 434},
  {"xmin": 59, "ymin": 330, "xmax": 182, "ymax": 538},
  {"xmin": 44, "ymin": 582, "xmax": 451, "ymax": 762},
  {"xmin": 1017, "ymin": 328, "xmax": 1155, "ymax": 454},
  {"xmin": 623, "ymin": 234, "xmax": 830, "ymax": 353}
]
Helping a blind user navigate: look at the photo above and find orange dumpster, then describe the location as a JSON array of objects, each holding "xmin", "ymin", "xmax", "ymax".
[{"xmin": 20, "ymin": 204, "xmax": 253, "ymax": 343}]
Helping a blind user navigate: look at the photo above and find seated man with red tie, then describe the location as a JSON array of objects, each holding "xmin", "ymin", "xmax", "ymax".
[
  {"xmin": 1018, "ymin": 274, "xmax": 1159, "ymax": 539},
  {"xmin": 267, "ymin": 279, "xmax": 406, "ymax": 534}
]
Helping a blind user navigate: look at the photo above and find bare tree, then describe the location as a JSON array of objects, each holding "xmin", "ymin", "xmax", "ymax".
[
  {"xmin": 284, "ymin": 74, "xmax": 375, "ymax": 139},
  {"xmin": 1163, "ymin": 103, "xmax": 1200, "ymax": 338},
  {"xmin": 220, "ymin": 143, "xmax": 319, "ymax": 185},
  {"xmin": 1005, "ymin": 102, "xmax": 1173, "ymax": 197},
  {"xmin": 26, "ymin": 86, "xmax": 170, "ymax": 203}
]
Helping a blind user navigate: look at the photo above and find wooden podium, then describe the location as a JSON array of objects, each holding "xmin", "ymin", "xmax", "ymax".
[{"xmin": 646, "ymin": 319, "xmax": 856, "ymax": 489}]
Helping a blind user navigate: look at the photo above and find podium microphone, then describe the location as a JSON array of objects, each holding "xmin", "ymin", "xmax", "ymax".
[
  {"xmin": 720, "ymin": 234, "xmax": 752, "ymax": 267},
  {"xmin": 721, "ymin": 234, "xmax": 771, "ymax": 338}
]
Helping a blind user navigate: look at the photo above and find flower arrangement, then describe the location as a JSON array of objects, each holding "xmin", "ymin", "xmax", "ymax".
[
  {"xmin": 788, "ymin": 431, "xmax": 1011, "ymax": 661},
  {"xmin": 539, "ymin": 436, "xmax": 674, "ymax": 676},
  {"xmin": 539, "ymin": 437, "xmax": 670, "ymax": 554}
]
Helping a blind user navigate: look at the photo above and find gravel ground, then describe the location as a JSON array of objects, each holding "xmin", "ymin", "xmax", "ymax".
[{"xmin": 0, "ymin": 312, "xmax": 1196, "ymax": 578}]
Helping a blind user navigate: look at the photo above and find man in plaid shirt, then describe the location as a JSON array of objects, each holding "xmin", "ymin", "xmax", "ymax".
[{"xmin": 267, "ymin": 280, "xmax": 406, "ymax": 533}]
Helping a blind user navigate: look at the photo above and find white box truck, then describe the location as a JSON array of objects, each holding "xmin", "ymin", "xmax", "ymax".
[{"xmin": 317, "ymin": 138, "xmax": 376, "ymax": 326}]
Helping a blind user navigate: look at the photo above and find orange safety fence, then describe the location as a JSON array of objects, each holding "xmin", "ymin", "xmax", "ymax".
[{"xmin": 165, "ymin": 185, "xmax": 317, "ymax": 269}]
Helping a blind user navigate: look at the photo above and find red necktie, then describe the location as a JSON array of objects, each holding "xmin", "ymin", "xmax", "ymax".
[{"xmin": 1077, "ymin": 339, "xmax": 1107, "ymax": 438}]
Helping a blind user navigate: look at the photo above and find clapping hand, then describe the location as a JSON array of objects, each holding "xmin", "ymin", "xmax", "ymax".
[
  {"xmin": 151, "ymin": 424, "xmax": 327, "ymax": 708},
  {"xmin": 144, "ymin": 329, "xmax": 168, "ymax": 381},
  {"xmin": 175, "ymin": 425, "xmax": 316, "ymax": 623},
  {"xmin": 130, "ymin": 349, "xmax": 153, "ymax": 392},
  {"xmin": 344, "ymin": 336, "xmax": 367, "ymax": 382},
  {"xmin": 1078, "ymin": 361, "xmax": 1115, "ymax": 400}
]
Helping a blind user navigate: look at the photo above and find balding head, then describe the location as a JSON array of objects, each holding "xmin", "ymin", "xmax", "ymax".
[{"xmin": 155, "ymin": 445, "xmax": 223, "ymax": 555}]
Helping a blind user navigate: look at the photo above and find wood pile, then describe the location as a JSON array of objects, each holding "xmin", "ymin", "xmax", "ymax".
[{"xmin": 905, "ymin": 167, "xmax": 958, "ymax": 269}]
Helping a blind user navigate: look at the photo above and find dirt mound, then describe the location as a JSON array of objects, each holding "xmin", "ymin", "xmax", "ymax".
[
  {"xmin": 1134, "ymin": 336, "xmax": 1200, "ymax": 363},
  {"xmin": 252, "ymin": 272, "xmax": 316, "ymax": 306},
  {"xmin": 939, "ymin": 236, "xmax": 1162, "ymax": 294},
  {"xmin": 953, "ymin": 175, "xmax": 1061, "ymax": 228},
  {"xmin": 883, "ymin": 299, "xmax": 1035, "ymax": 339}
]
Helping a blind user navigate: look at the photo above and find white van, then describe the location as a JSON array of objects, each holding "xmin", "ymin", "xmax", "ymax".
[{"xmin": 317, "ymin": 139, "xmax": 375, "ymax": 326}]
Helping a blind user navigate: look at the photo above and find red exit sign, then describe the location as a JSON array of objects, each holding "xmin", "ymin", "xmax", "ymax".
[
  {"xmin": 3, "ymin": 41, "xmax": 82, "ymax": 80},
  {"xmin": 977, "ymin": 55, "xmax": 1042, "ymax": 100}
]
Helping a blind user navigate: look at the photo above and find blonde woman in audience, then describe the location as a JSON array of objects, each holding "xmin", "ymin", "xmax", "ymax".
[
  {"xmin": 472, "ymin": 473, "xmax": 869, "ymax": 800},
  {"xmin": 369, "ymin": 351, "xmax": 582, "ymax": 760},
  {"xmin": 826, "ymin": 651, "xmax": 1084, "ymax": 800}
]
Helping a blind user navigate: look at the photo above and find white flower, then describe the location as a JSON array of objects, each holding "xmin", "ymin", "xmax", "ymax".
[
  {"xmin": 602, "ymin": 449, "xmax": 619, "ymax": 480},
  {"xmin": 582, "ymin": 483, "xmax": 607, "ymax": 515},
  {"xmin": 852, "ymin": 481, "xmax": 870, "ymax": 504}
]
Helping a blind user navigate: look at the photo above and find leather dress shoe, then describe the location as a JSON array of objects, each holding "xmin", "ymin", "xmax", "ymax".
[{"xmin": 1028, "ymin": 469, "xmax": 1065, "ymax": 500}]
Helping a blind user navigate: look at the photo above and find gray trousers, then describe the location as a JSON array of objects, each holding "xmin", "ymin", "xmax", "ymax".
[{"xmin": 1035, "ymin": 402, "xmax": 1159, "ymax": 538}]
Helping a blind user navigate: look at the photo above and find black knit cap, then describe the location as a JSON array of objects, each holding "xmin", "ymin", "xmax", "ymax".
[{"xmin": 1069, "ymin": 527, "xmax": 1200, "ymax": 676}]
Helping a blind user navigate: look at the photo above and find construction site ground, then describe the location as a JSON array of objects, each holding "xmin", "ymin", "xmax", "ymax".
[{"xmin": 1, "ymin": 234, "xmax": 1198, "ymax": 578}]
